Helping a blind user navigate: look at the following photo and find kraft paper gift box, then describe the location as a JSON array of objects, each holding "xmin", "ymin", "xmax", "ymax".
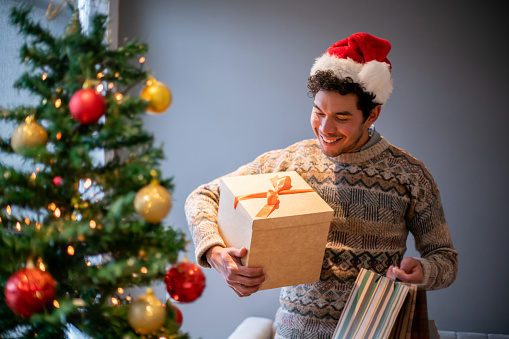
[{"xmin": 217, "ymin": 171, "xmax": 334, "ymax": 290}]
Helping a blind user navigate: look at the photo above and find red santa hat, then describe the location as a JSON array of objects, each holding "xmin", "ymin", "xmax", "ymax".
[{"xmin": 310, "ymin": 32, "xmax": 393, "ymax": 104}]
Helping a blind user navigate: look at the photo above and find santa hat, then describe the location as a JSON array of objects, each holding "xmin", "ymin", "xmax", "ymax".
[{"xmin": 310, "ymin": 32, "xmax": 393, "ymax": 104}]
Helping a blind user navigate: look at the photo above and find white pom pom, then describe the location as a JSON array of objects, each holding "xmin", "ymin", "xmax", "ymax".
[{"xmin": 358, "ymin": 61, "xmax": 393, "ymax": 104}]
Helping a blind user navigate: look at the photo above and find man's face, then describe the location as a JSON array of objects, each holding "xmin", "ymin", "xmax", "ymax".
[{"xmin": 310, "ymin": 90, "xmax": 379, "ymax": 157}]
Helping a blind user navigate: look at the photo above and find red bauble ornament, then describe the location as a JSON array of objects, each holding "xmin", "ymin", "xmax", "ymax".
[
  {"xmin": 170, "ymin": 304, "xmax": 183, "ymax": 329},
  {"xmin": 53, "ymin": 176, "xmax": 63, "ymax": 186},
  {"xmin": 4, "ymin": 268, "xmax": 56, "ymax": 317},
  {"xmin": 69, "ymin": 88, "xmax": 106, "ymax": 124},
  {"xmin": 165, "ymin": 261, "xmax": 205, "ymax": 303}
]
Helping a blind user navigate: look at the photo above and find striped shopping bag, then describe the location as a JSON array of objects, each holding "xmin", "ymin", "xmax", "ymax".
[{"xmin": 332, "ymin": 268, "xmax": 428, "ymax": 339}]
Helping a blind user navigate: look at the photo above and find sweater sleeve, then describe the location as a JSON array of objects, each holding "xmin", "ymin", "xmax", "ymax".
[
  {"xmin": 184, "ymin": 160, "xmax": 263, "ymax": 268},
  {"xmin": 406, "ymin": 178, "xmax": 458, "ymax": 291}
]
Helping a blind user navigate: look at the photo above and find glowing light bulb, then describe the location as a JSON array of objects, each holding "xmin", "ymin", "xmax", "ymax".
[
  {"xmin": 108, "ymin": 82, "xmax": 114, "ymax": 89},
  {"xmin": 96, "ymin": 83, "xmax": 104, "ymax": 92},
  {"xmin": 56, "ymin": 132, "xmax": 62, "ymax": 140},
  {"xmin": 117, "ymin": 287, "xmax": 124, "ymax": 294},
  {"xmin": 38, "ymin": 258, "xmax": 46, "ymax": 271},
  {"xmin": 30, "ymin": 172, "xmax": 37, "ymax": 180},
  {"xmin": 67, "ymin": 245, "xmax": 75, "ymax": 255},
  {"xmin": 55, "ymin": 99, "xmax": 62, "ymax": 108},
  {"xmin": 42, "ymin": 73, "xmax": 47, "ymax": 81},
  {"xmin": 6, "ymin": 205, "xmax": 11, "ymax": 215},
  {"xmin": 115, "ymin": 93, "xmax": 123, "ymax": 102},
  {"xmin": 24, "ymin": 217, "xmax": 30, "ymax": 225},
  {"xmin": 54, "ymin": 208, "xmax": 61, "ymax": 218},
  {"xmin": 16, "ymin": 222, "xmax": 21, "ymax": 231},
  {"xmin": 89, "ymin": 220, "xmax": 96, "ymax": 229},
  {"xmin": 139, "ymin": 57, "xmax": 146, "ymax": 64},
  {"xmin": 141, "ymin": 267, "xmax": 148, "ymax": 274},
  {"xmin": 111, "ymin": 297, "xmax": 119, "ymax": 305},
  {"xmin": 97, "ymin": 72, "xmax": 105, "ymax": 79},
  {"xmin": 84, "ymin": 178, "xmax": 92, "ymax": 189},
  {"xmin": 53, "ymin": 300, "xmax": 60, "ymax": 308}
]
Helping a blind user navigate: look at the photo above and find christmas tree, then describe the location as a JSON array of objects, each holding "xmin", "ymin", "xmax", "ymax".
[{"xmin": 0, "ymin": 4, "xmax": 204, "ymax": 338}]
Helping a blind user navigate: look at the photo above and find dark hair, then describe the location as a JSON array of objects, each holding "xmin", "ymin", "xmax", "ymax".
[{"xmin": 307, "ymin": 70, "xmax": 379, "ymax": 121}]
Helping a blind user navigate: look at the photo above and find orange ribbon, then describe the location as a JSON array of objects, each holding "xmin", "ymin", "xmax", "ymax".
[{"xmin": 233, "ymin": 175, "xmax": 314, "ymax": 218}]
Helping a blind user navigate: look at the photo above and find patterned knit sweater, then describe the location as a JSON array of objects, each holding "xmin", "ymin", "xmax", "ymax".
[{"xmin": 184, "ymin": 137, "xmax": 458, "ymax": 339}]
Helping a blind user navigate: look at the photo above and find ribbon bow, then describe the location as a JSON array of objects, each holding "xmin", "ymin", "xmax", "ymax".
[{"xmin": 234, "ymin": 175, "xmax": 314, "ymax": 218}]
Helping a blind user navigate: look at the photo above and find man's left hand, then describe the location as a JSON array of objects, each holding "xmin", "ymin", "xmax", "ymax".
[{"xmin": 387, "ymin": 257, "xmax": 423, "ymax": 284}]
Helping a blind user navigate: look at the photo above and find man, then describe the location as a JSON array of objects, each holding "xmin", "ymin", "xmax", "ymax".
[{"xmin": 185, "ymin": 32, "xmax": 458, "ymax": 338}]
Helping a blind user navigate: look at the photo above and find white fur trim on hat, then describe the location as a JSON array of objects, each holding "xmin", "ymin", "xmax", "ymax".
[{"xmin": 310, "ymin": 54, "xmax": 393, "ymax": 104}]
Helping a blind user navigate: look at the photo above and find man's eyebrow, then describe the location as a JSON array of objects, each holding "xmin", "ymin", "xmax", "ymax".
[{"xmin": 313, "ymin": 103, "xmax": 352, "ymax": 116}]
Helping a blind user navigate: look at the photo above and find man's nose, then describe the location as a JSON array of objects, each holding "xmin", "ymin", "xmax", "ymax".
[{"xmin": 321, "ymin": 116, "xmax": 336, "ymax": 134}]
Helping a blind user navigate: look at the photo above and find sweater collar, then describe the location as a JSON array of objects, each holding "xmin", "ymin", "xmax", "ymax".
[{"xmin": 322, "ymin": 136, "xmax": 390, "ymax": 165}]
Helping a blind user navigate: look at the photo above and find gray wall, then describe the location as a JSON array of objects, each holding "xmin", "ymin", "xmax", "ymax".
[{"xmin": 118, "ymin": 1, "xmax": 509, "ymax": 338}]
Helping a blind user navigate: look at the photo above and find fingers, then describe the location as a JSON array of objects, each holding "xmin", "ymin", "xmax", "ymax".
[
  {"xmin": 386, "ymin": 265, "xmax": 398, "ymax": 280},
  {"xmin": 210, "ymin": 246, "xmax": 267, "ymax": 297},
  {"xmin": 386, "ymin": 258, "xmax": 423, "ymax": 284}
]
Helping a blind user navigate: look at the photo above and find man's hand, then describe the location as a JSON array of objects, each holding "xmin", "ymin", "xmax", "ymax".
[
  {"xmin": 386, "ymin": 257, "xmax": 424, "ymax": 284},
  {"xmin": 206, "ymin": 246, "xmax": 267, "ymax": 297}
]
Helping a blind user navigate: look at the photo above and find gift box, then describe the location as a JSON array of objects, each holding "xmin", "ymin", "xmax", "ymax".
[{"xmin": 217, "ymin": 171, "xmax": 334, "ymax": 290}]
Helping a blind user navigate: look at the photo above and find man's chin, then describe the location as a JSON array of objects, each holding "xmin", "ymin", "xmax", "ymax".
[{"xmin": 319, "ymin": 145, "xmax": 343, "ymax": 157}]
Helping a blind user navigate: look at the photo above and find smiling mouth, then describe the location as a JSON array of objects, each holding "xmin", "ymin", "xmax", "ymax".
[{"xmin": 320, "ymin": 135, "xmax": 342, "ymax": 144}]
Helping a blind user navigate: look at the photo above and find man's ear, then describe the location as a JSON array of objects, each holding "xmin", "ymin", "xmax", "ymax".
[{"xmin": 366, "ymin": 105, "xmax": 381, "ymax": 125}]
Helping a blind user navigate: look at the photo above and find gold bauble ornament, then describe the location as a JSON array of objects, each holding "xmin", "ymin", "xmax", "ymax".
[
  {"xmin": 140, "ymin": 78, "xmax": 172, "ymax": 114},
  {"xmin": 127, "ymin": 288, "xmax": 167, "ymax": 335},
  {"xmin": 11, "ymin": 116, "xmax": 48, "ymax": 154},
  {"xmin": 134, "ymin": 180, "xmax": 172, "ymax": 223}
]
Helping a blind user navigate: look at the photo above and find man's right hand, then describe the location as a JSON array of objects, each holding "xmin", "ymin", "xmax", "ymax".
[{"xmin": 206, "ymin": 245, "xmax": 267, "ymax": 297}]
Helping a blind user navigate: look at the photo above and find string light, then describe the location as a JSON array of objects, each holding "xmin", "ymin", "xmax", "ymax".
[
  {"xmin": 108, "ymin": 82, "xmax": 114, "ymax": 89},
  {"xmin": 42, "ymin": 73, "xmax": 48, "ymax": 81},
  {"xmin": 115, "ymin": 93, "xmax": 123, "ymax": 102},
  {"xmin": 126, "ymin": 296, "xmax": 131, "ymax": 301},
  {"xmin": 36, "ymin": 167, "xmax": 40, "ymax": 172},
  {"xmin": 16, "ymin": 222, "xmax": 21, "ymax": 231},
  {"xmin": 89, "ymin": 220, "xmax": 96, "ymax": 229},
  {"xmin": 67, "ymin": 245, "xmax": 75, "ymax": 255},
  {"xmin": 24, "ymin": 217, "xmax": 30, "ymax": 225},
  {"xmin": 30, "ymin": 172, "xmax": 37, "ymax": 180},
  {"xmin": 97, "ymin": 72, "xmax": 105, "ymax": 79},
  {"xmin": 111, "ymin": 297, "xmax": 119, "ymax": 305},
  {"xmin": 54, "ymin": 208, "xmax": 61, "ymax": 218},
  {"xmin": 55, "ymin": 99, "xmax": 62, "ymax": 108},
  {"xmin": 86, "ymin": 261, "xmax": 91, "ymax": 266},
  {"xmin": 84, "ymin": 178, "xmax": 92, "ymax": 189},
  {"xmin": 35, "ymin": 222, "xmax": 41, "ymax": 230},
  {"xmin": 146, "ymin": 79, "xmax": 154, "ymax": 86},
  {"xmin": 56, "ymin": 132, "xmax": 62, "ymax": 140},
  {"xmin": 117, "ymin": 287, "xmax": 124, "ymax": 294},
  {"xmin": 48, "ymin": 203, "xmax": 56, "ymax": 211},
  {"xmin": 38, "ymin": 258, "xmax": 46, "ymax": 271},
  {"xmin": 96, "ymin": 83, "xmax": 104, "ymax": 92},
  {"xmin": 114, "ymin": 72, "xmax": 120, "ymax": 78},
  {"xmin": 141, "ymin": 267, "xmax": 148, "ymax": 274},
  {"xmin": 139, "ymin": 57, "xmax": 145, "ymax": 64},
  {"xmin": 6, "ymin": 205, "xmax": 11, "ymax": 215},
  {"xmin": 0, "ymin": 217, "xmax": 2, "ymax": 223},
  {"xmin": 53, "ymin": 300, "xmax": 60, "ymax": 308}
]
